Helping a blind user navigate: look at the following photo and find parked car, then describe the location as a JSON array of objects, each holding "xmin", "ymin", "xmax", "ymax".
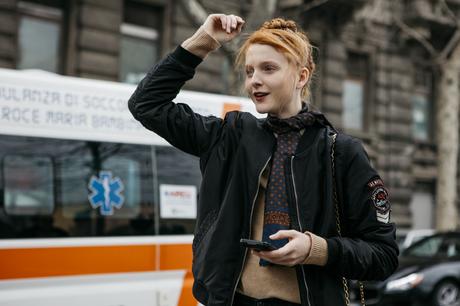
[
  {"xmin": 350, "ymin": 231, "xmax": 460, "ymax": 306},
  {"xmin": 397, "ymin": 228, "xmax": 436, "ymax": 251}
]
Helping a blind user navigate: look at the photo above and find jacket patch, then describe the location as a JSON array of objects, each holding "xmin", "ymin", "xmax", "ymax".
[
  {"xmin": 368, "ymin": 177, "xmax": 384, "ymax": 189},
  {"xmin": 369, "ymin": 178, "xmax": 390, "ymax": 223}
]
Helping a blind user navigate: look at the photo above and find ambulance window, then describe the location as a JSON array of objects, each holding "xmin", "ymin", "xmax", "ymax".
[
  {"xmin": 99, "ymin": 144, "xmax": 156, "ymax": 236},
  {"xmin": 3, "ymin": 155, "xmax": 54, "ymax": 215},
  {"xmin": 59, "ymin": 142, "xmax": 155, "ymax": 237},
  {"xmin": 60, "ymin": 145, "xmax": 93, "ymax": 219},
  {"xmin": 156, "ymin": 146, "xmax": 201, "ymax": 235},
  {"xmin": 102, "ymin": 156, "xmax": 141, "ymax": 218}
]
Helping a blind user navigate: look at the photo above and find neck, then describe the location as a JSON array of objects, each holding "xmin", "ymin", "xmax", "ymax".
[{"xmin": 272, "ymin": 98, "xmax": 303, "ymax": 119}]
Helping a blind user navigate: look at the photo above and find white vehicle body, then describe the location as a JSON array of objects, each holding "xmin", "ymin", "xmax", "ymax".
[{"xmin": 0, "ymin": 68, "xmax": 260, "ymax": 306}]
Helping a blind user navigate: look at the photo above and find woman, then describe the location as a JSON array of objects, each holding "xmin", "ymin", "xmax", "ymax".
[{"xmin": 128, "ymin": 14, "xmax": 398, "ymax": 306}]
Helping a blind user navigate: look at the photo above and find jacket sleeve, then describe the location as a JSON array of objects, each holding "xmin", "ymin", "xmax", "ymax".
[
  {"xmin": 325, "ymin": 137, "xmax": 399, "ymax": 281},
  {"xmin": 128, "ymin": 46, "xmax": 224, "ymax": 157}
]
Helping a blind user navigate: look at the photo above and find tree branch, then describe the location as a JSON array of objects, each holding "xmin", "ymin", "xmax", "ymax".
[
  {"xmin": 178, "ymin": 0, "xmax": 237, "ymax": 54},
  {"xmin": 245, "ymin": 0, "xmax": 277, "ymax": 32},
  {"xmin": 439, "ymin": 0, "xmax": 460, "ymax": 26},
  {"xmin": 435, "ymin": 0, "xmax": 460, "ymax": 64},
  {"xmin": 437, "ymin": 28, "xmax": 460, "ymax": 64},
  {"xmin": 356, "ymin": 0, "xmax": 386, "ymax": 22},
  {"xmin": 179, "ymin": 0, "xmax": 208, "ymax": 25},
  {"xmin": 393, "ymin": 16, "xmax": 438, "ymax": 58},
  {"xmin": 300, "ymin": 0, "xmax": 330, "ymax": 13}
]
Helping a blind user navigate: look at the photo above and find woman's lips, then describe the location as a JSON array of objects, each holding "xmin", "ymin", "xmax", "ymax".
[{"xmin": 254, "ymin": 93, "xmax": 269, "ymax": 102}]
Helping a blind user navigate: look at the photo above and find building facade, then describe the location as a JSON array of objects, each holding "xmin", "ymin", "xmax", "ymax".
[{"xmin": 1, "ymin": 0, "xmax": 458, "ymax": 230}]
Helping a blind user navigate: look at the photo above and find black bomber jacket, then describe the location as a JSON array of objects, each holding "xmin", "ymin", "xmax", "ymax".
[{"xmin": 128, "ymin": 46, "xmax": 399, "ymax": 306}]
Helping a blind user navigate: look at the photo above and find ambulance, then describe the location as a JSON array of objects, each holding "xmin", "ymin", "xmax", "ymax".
[{"xmin": 0, "ymin": 68, "xmax": 260, "ymax": 306}]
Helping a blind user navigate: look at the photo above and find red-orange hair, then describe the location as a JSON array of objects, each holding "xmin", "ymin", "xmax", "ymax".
[{"xmin": 235, "ymin": 18, "xmax": 316, "ymax": 99}]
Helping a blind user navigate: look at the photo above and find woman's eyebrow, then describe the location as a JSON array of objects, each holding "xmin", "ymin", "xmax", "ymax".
[
  {"xmin": 259, "ymin": 61, "xmax": 279, "ymax": 66},
  {"xmin": 244, "ymin": 61, "xmax": 278, "ymax": 68},
  {"xmin": 245, "ymin": 61, "xmax": 279, "ymax": 69}
]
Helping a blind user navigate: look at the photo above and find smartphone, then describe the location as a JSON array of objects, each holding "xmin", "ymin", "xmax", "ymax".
[{"xmin": 240, "ymin": 238, "xmax": 277, "ymax": 251}]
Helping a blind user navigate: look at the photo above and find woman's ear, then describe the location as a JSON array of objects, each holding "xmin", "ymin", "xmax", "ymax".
[{"xmin": 297, "ymin": 67, "xmax": 310, "ymax": 89}]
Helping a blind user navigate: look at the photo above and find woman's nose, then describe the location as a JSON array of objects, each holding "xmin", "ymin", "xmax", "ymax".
[{"xmin": 250, "ymin": 72, "xmax": 262, "ymax": 87}]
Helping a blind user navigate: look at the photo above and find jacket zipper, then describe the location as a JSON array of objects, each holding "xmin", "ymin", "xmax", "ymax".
[
  {"xmin": 291, "ymin": 155, "xmax": 312, "ymax": 306},
  {"xmin": 229, "ymin": 155, "xmax": 272, "ymax": 306}
]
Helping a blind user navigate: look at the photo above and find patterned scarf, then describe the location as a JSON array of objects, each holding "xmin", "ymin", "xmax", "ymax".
[{"xmin": 260, "ymin": 105, "xmax": 317, "ymax": 266}]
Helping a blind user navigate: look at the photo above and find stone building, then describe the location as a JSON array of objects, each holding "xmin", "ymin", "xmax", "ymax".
[{"xmin": 1, "ymin": 0, "xmax": 458, "ymax": 230}]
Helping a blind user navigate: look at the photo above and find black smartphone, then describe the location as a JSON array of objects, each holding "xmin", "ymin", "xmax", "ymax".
[{"xmin": 240, "ymin": 238, "xmax": 277, "ymax": 251}]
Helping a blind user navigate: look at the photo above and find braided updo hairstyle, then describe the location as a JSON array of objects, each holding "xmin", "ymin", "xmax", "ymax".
[{"xmin": 235, "ymin": 18, "xmax": 316, "ymax": 100}]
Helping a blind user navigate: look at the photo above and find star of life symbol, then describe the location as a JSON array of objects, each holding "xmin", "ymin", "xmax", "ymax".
[{"xmin": 88, "ymin": 171, "xmax": 124, "ymax": 216}]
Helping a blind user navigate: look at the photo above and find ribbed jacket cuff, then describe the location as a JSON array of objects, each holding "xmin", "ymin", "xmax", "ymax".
[
  {"xmin": 325, "ymin": 237, "xmax": 340, "ymax": 268},
  {"xmin": 171, "ymin": 45, "xmax": 203, "ymax": 69},
  {"xmin": 303, "ymin": 232, "xmax": 328, "ymax": 266},
  {"xmin": 181, "ymin": 26, "xmax": 221, "ymax": 59}
]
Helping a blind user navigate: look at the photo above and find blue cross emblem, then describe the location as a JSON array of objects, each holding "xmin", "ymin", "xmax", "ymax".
[{"xmin": 88, "ymin": 171, "xmax": 124, "ymax": 216}]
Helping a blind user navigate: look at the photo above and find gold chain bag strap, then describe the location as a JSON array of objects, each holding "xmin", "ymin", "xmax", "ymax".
[{"xmin": 330, "ymin": 133, "xmax": 366, "ymax": 306}]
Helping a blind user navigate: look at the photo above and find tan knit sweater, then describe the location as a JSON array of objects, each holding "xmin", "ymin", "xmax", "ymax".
[
  {"xmin": 237, "ymin": 167, "xmax": 300, "ymax": 302},
  {"xmin": 237, "ymin": 166, "xmax": 328, "ymax": 303}
]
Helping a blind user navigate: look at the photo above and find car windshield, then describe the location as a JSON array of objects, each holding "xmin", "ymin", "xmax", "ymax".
[{"xmin": 403, "ymin": 235, "xmax": 460, "ymax": 258}]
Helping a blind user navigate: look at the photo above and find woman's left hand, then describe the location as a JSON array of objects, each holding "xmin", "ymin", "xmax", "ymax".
[{"xmin": 253, "ymin": 230, "xmax": 312, "ymax": 267}]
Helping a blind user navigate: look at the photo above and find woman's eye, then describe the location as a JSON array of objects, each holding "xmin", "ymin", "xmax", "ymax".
[
  {"xmin": 264, "ymin": 65, "xmax": 276, "ymax": 71},
  {"xmin": 245, "ymin": 70, "xmax": 253, "ymax": 76}
]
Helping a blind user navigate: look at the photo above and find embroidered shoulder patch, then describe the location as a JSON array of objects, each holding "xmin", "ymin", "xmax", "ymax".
[
  {"xmin": 368, "ymin": 177, "xmax": 390, "ymax": 223},
  {"xmin": 372, "ymin": 187, "xmax": 390, "ymax": 213}
]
